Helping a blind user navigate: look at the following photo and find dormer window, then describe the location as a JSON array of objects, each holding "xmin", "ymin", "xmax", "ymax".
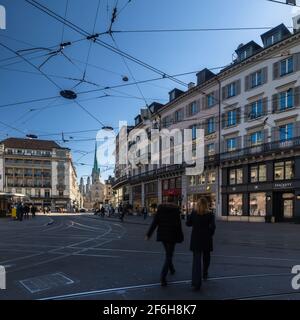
[{"xmin": 266, "ymin": 33, "xmax": 280, "ymax": 47}]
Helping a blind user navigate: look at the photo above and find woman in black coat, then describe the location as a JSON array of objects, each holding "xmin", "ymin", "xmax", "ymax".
[
  {"xmin": 186, "ymin": 197, "xmax": 216, "ymax": 291},
  {"xmin": 145, "ymin": 201, "xmax": 184, "ymax": 286}
]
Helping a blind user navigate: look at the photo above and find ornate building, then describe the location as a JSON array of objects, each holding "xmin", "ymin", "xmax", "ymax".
[{"xmin": 81, "ymin": 143, "xmax": 104, "ymax": 210}]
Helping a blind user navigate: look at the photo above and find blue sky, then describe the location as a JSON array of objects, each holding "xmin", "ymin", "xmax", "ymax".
[{"xmin": 0, "ymin": 0, "xmax": 298, "ymax": 181}]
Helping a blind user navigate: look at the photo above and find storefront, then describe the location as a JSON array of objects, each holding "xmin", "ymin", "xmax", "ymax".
[
  {"xmin": 132, "ymin": 184, "xmax": 142, "ymax": 213},
  {"xmin": 145, "ymin": 181, "xmax": 158, "ymax": 214},
  {"xmin": 162, "ymin": 177, "xmax": 182, "ymax": 206},
  {"xmin": 221, "ymin": 157, "xmax": 300, "ymax": 222}
]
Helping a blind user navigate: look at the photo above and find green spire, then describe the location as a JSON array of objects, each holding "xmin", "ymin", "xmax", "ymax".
[{"xmin": 93, "ymin": 141, "xmax": 98, "ymax": 171}]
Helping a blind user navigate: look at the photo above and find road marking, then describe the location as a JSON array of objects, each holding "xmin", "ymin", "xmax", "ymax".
[
  {"xmin": 20, "ymin": 273, "xmax": 74, "ymax": 294},
  {"xmin": 39, "ymin": 273, "xmax": 291, "ymax": 300}
]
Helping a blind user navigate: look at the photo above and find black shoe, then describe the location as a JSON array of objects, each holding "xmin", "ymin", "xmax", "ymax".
[
  {"xmin": 160, "ymin": 279, "xmax": 167, "ymax": 287},
  {"xmin": 203, "ymin": 272, "xmax": 208, "ymax": 281}
]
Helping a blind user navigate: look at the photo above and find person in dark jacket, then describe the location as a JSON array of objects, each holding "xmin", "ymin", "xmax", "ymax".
[
  {"xmin": 16, "ymin": 202, "xmax": 24, "ymax": 221},
  {"xmin": 31, "ymin": 205, "xmax": 37, "ymax": 218},
  {"xmin": 145, "ymin": 200, "xmax": 184, "ymax": 287},
  {"xmin": 186, "ymin": 197, "xmax": 216, "ymax": 291}
]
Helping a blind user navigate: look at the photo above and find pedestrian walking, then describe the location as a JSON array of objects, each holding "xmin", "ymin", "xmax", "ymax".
[
  {"xmin": 23, "ymin": 204, "xmax": 30, "ymax": 220},
  {"xmin": 145, "ymin": 199, "xmax": 184, "ymax": 287},
  {"xmin": 16, "ymin": 202, "xmax": 24, "ymax": 221},
  {"xmin": 186, "ymin": 197, "xmax": 216, "ymax": 291},
  {"xmin": 31, "ymin": 205, "xmax": 37, "ymax": 218},
  {"xmin": 100, "ymin": 206, "xmax": 105, "ymax": 218},
  {"xmin": 119, "ymin": 204, "xmax": 125, "ymax": 222}
]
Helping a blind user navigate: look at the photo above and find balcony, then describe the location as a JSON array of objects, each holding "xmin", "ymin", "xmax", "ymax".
[{"xmin": 220, "ymin": 136, "xmax": 300, "ymax": 162}]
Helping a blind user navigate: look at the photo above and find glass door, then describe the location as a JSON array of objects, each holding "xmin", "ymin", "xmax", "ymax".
[
  {"xmin": 283, "ymin": 200, "xmax": 293, "ymax": 218},
  {"xmin": 282, "ymin": 193, "xmax": 294, "ymax": 219}
]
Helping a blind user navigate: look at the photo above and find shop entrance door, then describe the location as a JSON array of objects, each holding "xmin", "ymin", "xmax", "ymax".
[{"xmin": 273, "ymin": 192, "xmax": 294, "ymax": 222}]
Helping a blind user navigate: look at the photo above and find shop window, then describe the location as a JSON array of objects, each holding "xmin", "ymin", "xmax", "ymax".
[
  {"xmin": 163, "ymin": 180, "xmax": 168, "ymax": 190},
  {"xmin": 189, "ymin": 176, "xmax": 197, "ymax": 187},
  {"xmin": 250, "ymin": 164, "xmax": 267, "ymax": 183},
  {"xmin": 228, "ymin": 194, "xmax": 243, "ymax": 216},
  {"xmin": 175, "ymin": 177, "xmax": 182, "ymax": 189},
  {"xmin": 208, "ymin": 172, "xmax": 216, "ymax": 184},
  {"xmin": 200, "ymin": 174, "xmax": 206, "ymax": 185},
  {"xmin": 169, "ymin": 179, "xmax": 175, "ymax": 189},
  {"xmin": 274, "ymin": 161, "xmax": 294, "ymax": 180},
  {"xmin": 249, "ymin": 193, "xmax": 266, "ymax": 217},
  {"xmin": 229, "ymin": 168, "xmax": 243, "ymax": 185}
]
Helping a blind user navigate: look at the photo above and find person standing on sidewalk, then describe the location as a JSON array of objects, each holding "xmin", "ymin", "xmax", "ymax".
[
  {"xmin": 186, "ymin": 197, "xmax": 216, "ymax": 291},
  {"xmin": 145, "ymin": 199, "xmax": 184, "ymax": 287}
]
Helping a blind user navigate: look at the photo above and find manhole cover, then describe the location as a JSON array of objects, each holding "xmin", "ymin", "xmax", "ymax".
[{"xmin": 20, "ymin": 273, "xmax": 74, "ymax": 294}]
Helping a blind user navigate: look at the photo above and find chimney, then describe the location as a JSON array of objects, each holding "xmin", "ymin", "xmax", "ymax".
[{"xmin": 188, "ymin": 82, "xmax": 195, "ymax": 89}]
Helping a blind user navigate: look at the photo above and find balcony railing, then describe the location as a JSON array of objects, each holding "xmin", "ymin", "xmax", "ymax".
[{"xmin": 221, "ymin": 136, "xmax": 300, "ymax": 162}]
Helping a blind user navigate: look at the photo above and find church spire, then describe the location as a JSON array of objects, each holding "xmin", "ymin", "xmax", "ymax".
[{"xmin": 92, "ymin": 141, "xmax": 100, "ymax": 184}]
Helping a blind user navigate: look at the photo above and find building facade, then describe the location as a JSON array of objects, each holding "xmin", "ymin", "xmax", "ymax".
[
  {"xmin": 0, "ymin": 138, "xmax": 82, "ymax": 212},
  {"xmin": 112, "ymin": 17, "xmax": 300, "ymax": 222},
  {"xmin": 219, "ymin": 23, "xmax": 300, "ymax": 222}
]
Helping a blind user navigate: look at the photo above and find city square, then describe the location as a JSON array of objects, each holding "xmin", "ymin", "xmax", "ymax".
[{"xmin": 0, "ymin": 213, "xmax": 299, "ymax": 300}]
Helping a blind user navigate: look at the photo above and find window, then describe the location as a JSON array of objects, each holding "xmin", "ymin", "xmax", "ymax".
[
  {"xmin": 250, "ymin": 164, "xmax": 267, "ymax": 183},
  {"xmin": 192, "ymin": 125, "xmax": 197, "ymax": 140},
  {"xmin": 280, "ymin": 89, "xmax": 294, "ymax": 111},
  {"xmin": 251, "ymin": 70, "xmax": 262, "ymax": 88},
  {"xmin": 227, "ymin": 138, "xmax": 237, "ymax": 151},
  {"xmin": 208, "ymin": 172, "xmax": 216, "ymax": 184},
  {"xmin": 59, "ymin": 191, "xmax": 64, "ymax": 197},
  {"xmin": 175, "ymin": 109, "xmax": 184, "ymax": 122},
  {"xmin": 280, "ymin": 57, "xmax": 294, "ymax": 76},
  {"xmin": 189, "ymin": 176, "xmax": 197, "ymax": 187},
  {"xmin": 227, "ymin": 110, "xmax": 237, "ymax": 127},
  {"xmin": 279, "ymin": 123, "xmax": 294, "ymax": 141},
  {"xmin": 35, "ymin": 189, "xmax": 41, "ymax": 197},
  {"xmin": 45, "ymin": 190, "xmax": 50, "ymax": 198},
  {"xmin": 207, "ymin": 143, "xmax": 215, "ymax": 156},
  {"xmin": 229, "ymin": 168, "xmax": 243, "ymax": 185},
  {"xmin": 250, "ymin": 100, "xmax": 263, "ymax": 119},
  {"xmin": 207, "ymin": 118, "xmax": 215, "ymax": 134},
  {"xmin": 249, "ymin": 193, "xmax": 266, "ymax": 217},
  {"xmin": 227, "ymin": 83, "xmax": 236, "ymax": 98},
  {"xmin": 274, "ymin": 161, "xmax": 294, "ymax": 180},
  {"xmin": 200, "ymin": 174, "xmax": 206, "ymax": 185},
  {"xmin": 266, "ymin": 33, "xmax": 279, "ymax": 47},
  {"xmin": 190, "ymin": 102, "xmax": 198, "ymax": 116},
  {"xmin": 228, "ymin": 194, "xmax": 243, "ymax": 216},
  {"xmin": 250, "ymin": 131, "xmax": 263, "ymax": 146},
  {"xmin": 207, "ymin": 93, "xmax": 215, "ymax": 108}
]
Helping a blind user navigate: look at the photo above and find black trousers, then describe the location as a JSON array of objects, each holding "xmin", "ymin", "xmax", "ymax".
[
  {"xmin": 161, "ymin": 242, "xmax": 176, "ymax": 280},
  {"xmin": 192, "ymin": 250, "xmax": 211, "ymax": 288}
]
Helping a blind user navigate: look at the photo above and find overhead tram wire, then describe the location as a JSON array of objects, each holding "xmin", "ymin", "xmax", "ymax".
[
  {"xmin": 111, "ymin": 26, "xmax": 294, "ymax": 34},
  {"xmin": 0, "ymin": 43, "xmax": 109, "ymax": 128},
  {"xmin": 61, "ymin": 0, "xmax": 70, "ymax": 43},
  {"xmin": 0, "ymin": 48, "xmax": 295, "ymax": 112},
  {"xmin": 24, "ymin": 0, "xmax": 188, "ymax": 88},
  {"xmin": 72, "ymin": 0, "xmax": 102, "ymax": 89}
]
